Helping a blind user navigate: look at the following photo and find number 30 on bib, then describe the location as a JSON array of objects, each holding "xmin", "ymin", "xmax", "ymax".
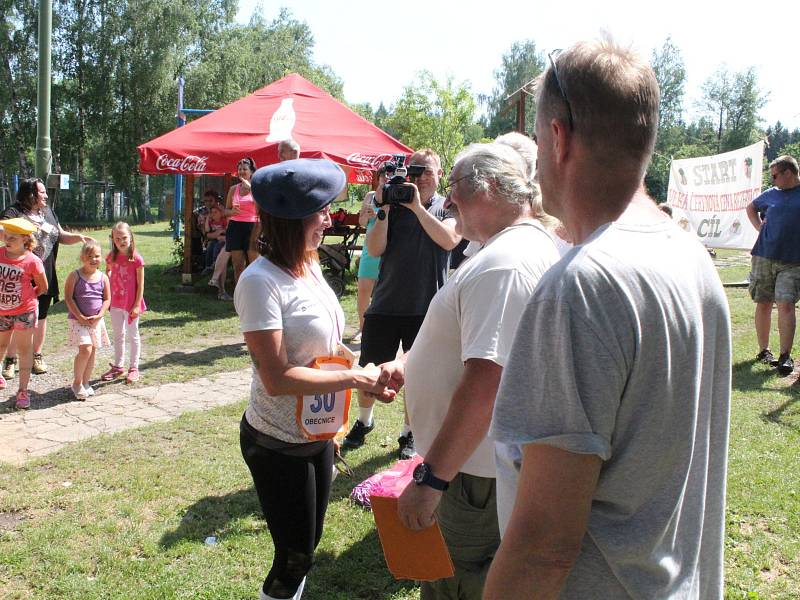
[{"xmin": 296, "ymin": 356, "xmax": 352, "ymax": 441}]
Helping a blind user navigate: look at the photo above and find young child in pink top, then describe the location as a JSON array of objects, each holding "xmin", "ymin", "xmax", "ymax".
[
  {"xmin": 0, "ymin": 218, "xmax": 48, "ymax": 409},
  {"xmin": 101, "ymin": 222, "xmax": 146, "ymax": 384}
]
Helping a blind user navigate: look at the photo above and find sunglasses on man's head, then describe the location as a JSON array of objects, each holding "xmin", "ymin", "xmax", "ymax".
[{"xmin": 547, "ymin": 50, "xmax": 574, "ymax": 130}]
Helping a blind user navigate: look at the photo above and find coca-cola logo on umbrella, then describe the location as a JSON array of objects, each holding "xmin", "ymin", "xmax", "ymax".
[
  {"xmin": 346, "ymin": 153, "xmax": 397, "ymax": 169},
  {"xmin": 155, "ymin": 154, "xmax": 209, "ymax": 173},
  {"xmin": 352, "ymin": 169, "xmax": 373, "ymax": 184}
]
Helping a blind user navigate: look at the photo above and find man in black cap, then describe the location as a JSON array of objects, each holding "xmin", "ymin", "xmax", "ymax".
[{"xmin": 343, "ymin": 148, "xmax": 461, "ymax": 459}]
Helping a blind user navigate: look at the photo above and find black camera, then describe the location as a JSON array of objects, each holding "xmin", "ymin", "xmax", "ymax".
[{"xmin": 375, "ymin": 155, "xmax": 426, "ymax": 210}]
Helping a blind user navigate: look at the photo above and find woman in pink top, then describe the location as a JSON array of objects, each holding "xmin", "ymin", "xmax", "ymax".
[{"xmin": 225, "ymin": 157, "xmax": 259, "ymax": 285}]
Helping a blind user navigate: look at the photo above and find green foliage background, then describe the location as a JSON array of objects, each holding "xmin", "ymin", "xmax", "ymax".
[{"xmin": 3, "ymin": 6, "xmax": 800, "ymax": 216}]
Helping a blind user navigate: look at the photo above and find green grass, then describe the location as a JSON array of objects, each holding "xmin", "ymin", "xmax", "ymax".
[{"xmin": 0, "ymin": 225, "xmax": 798, "ymax": 598}]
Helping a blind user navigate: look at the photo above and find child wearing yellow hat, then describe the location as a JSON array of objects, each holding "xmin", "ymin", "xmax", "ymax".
[{"xmin": 0, "ymin": 218, "xmax": 48, "ymax": 409}]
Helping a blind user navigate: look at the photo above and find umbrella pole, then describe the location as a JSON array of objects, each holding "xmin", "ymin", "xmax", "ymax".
[{"xmin": 182, "ymin": 174, "xmax": 194, "ymax": 285}]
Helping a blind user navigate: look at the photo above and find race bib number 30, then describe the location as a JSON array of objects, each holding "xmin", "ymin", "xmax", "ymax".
[{"xmin": 296, "ymin": 356, "xmax": 352, "ymax": 441}]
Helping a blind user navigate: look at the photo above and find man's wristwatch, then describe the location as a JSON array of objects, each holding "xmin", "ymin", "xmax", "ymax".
[{"xmin": 412, "ymin": 462, "xmax": 449, "ymax": 491}]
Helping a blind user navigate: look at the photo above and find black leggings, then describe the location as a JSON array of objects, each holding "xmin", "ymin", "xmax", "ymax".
[{"xmin": 240, "ymin": 423, "xmax": 334, "ymax": 598}]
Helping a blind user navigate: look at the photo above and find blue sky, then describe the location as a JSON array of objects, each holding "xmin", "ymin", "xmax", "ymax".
[{"xmin": 237, "ymin": 0, "xmax": 800, "ymax": 131}]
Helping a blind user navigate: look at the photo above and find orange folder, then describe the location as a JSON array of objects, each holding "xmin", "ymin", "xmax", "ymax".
[{"xmin": 370, "ymin": 471, "xmax": 454, "ymax": 581}]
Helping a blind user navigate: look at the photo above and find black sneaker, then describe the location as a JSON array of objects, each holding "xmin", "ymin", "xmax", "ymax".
[
  {"xmin": 776, "ymin": 353, "xmax": 794, "ymax": 377},
  {"xmin": 398, "ymin": 431, "xmax": 416, "ymax": 460},
  {"xmin": 755, "ymin": 349, "xmax": 777, "ymax": 365},
  {"xmin": 342, "ymin": 419, "xmax": 374, "ymax": 449}
]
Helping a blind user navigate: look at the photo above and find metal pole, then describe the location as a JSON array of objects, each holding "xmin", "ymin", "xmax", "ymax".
[
  {"xmin": 35, "ymin": 0, "xmax": 53, "ymax": 181},
  {"xmin": 173, "ymin": 75, "xmax": 186, "ymax": 240}
]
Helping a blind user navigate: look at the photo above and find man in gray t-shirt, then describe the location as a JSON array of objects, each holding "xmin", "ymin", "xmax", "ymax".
[{"xmin": 484, "ymin": 40, "xmax": 731, "ymax": 600}]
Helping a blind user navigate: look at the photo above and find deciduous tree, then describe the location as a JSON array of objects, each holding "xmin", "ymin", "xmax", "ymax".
[{"xmin": 386, "ymin": 72, "xmax": 482, "ymax": 176}]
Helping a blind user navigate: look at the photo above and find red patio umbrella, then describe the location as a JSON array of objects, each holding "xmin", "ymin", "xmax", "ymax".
[{"xmin": 137, "ymin": 73, "xmax": 411, "ymax": 183}]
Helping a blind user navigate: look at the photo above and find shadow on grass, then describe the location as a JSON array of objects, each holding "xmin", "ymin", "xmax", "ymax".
[
  {"xmin": 762, "ymin": 374, "xmax": 800, "ymax": 430},
  {"xmin": 733, "ymin": 358, "xmax": 800, "ymax": 429},
  {"xmin": 139, "ymin": 315, "xmax": 214, "ymax": 329},
  {"xmin": 0, "ymin": 374, "xmax": 153, "ymax": 413},
  {"xmin": 135, "ymin": 229, "xmax": 174, "ymax": 238},
  {"xmin": 763, "ymin": 394, "xmax": 800, "ymax": 430},
  {"xmin": 159, "ymin": 488, "xmax": 261, "ymax": 548},
  {"xmin": 732, "ymin": 358, "xmax": 789, "ymax": 392},
  {"xmin": 312, "ymin": 530, "xmax": 419, "ymax": 600},
  {"xmin": 0, "ymin": 384, "xmax": 81, "ymax": 413},
  {"xmin": 138, "ymin": 342, "xmax": 247, "ymax": 371}
]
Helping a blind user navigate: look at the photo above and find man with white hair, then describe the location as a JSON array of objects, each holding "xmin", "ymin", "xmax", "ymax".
[
  {"xmin": 485, "ymin": 38, "xmax": 731, "ymax": 599},
  {"xmin": 375, "ymin": 142, "xmax": 560, "ymax": 599},
  {"xmin": 278, "ymin": 138, "xmax": 300, "ymax": 162}
]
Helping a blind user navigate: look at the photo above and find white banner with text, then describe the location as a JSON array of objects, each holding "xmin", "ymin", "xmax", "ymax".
[{"xmin": 666, "ymin": 141, "xmax": 763, "ymax": 249}]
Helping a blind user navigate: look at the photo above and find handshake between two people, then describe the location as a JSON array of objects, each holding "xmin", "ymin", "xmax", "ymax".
[{"xmin": 356, "ymin": 359, "xmax": 405, "ymax": 402}]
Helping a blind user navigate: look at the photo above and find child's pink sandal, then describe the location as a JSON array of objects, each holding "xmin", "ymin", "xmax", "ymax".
[
  {"xmin": 15, "ymin": 389, "xmax": 30, "ymax": 409},
  {"xmin": 101, "ymin": 364, "xmax": 125, "ymax": 381},
  {"xmin": 126, "ymin": 368, "xmax": 140, "ymax": 384}
]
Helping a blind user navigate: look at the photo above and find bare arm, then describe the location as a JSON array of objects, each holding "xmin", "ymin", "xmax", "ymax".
[
  {"xmin": 746, "ymin": 202, "xmax": 762, "ymax": 231},
  {"xmin": 243, "ymin": 329, "xmax": 393, "ymax": 398},
  {"xmin": 58, "ymin": 225, "xmax": 95, "ymax": 245},
  {"xmin": 225, "ymin": 185, "xmax": 240, "ymax": 218},
  {"xmin": 407, "ymin": 185, "xmax": 460, "ymax": 250},
  {"xmin": 129, "ymin": 266, "xmax": 144, "ymax": 319},
  {"xmin": 32, "ymin": 270, "xmax": 48, "ymax": 298},
  {"xmin": 397, "ymin": 358, "xmax": 502, "ymax": 530},
  {"xmin": 483, "ymin": 444, "xmax": 602, "ymax": 600},
  {"xmin": 365, "ymin": 204, "xmax": 389, "ymax": 257},
  {"xmin": 92, "ymin": 273, "xmax": 112, "ymax": 320},
  {"xmin": 359, "ymin": 192, "xmax": 376, "ymax": 228},
  {"xmin": 410, "ymin": 206, "xmax": 461, "ymax": 250},
  {"xmin": 63, "ymin": 271, "xmax": 87, "ymax": 325}
]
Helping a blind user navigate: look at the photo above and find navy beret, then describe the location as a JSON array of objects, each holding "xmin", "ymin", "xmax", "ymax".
[{"xmin": 250, "ymin": 159, "xmax": 346, "ymax": 219}]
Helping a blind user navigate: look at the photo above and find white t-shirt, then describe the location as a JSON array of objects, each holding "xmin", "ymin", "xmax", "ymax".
[
  {"xmin": 491, "ymin": 220, "xmax": 731, "ymax": 599},
  {"xmin": 234, "ymin": 256, "xmax": 345, "ymax": 444},
  {"xmin": 404, "ymin": 222, "xmax": 560, "ymax": 477}
]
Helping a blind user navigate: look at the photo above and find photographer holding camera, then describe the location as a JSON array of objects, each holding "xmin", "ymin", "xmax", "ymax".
[{"xmin": 343, "ymin": 149, "xmax": 461, "ymax": 458}]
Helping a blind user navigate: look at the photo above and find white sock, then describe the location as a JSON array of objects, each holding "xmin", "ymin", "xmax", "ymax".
[
  {"xmin": 359, "ymin": 406, "xmax": 374, "ymax": 427},
  {"xmin": 258, "ymin": 577, "xmax": 306, "ymax": 600},
  {"xmin": 293, "ymin": 578, "xmax": 306, "ymax": 599},
  {"xmin": 401, "ymin": 423, "xmax": 411, "ymax": 437}
]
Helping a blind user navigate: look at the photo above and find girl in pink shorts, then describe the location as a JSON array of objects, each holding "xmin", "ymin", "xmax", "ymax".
[{"xmin": 0, "ymin": 218, "xmax": 48, "ymax": 409}]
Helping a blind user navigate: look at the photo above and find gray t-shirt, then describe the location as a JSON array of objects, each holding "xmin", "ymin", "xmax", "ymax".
[
  {"xmin": 366, "ymin": 194, "xmax": 453, "ymax": 316},
  {"xmin": 491, "ymin": 220, "xmax": 731, "ymax": 599}
]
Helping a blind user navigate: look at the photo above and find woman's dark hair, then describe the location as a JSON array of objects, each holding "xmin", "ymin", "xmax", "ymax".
[
  {"xmin": 16, "ymin": 178, "xmax": 44, "ymax": 212},
  {"xmin": 238, "ymin": 157, "xmax": 257, "ymax": 173},
  {"xmin": 203, "ymin": 190, "xmax": 222, "ymax": 203},
  {"xmin": 257, "ymin": 208, "xmax": 315, "ymax": 277}
]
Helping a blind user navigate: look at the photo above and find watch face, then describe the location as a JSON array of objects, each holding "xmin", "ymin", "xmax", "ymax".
[{"xmin": 413, "ymin": 463, "xmax": 428, "ymax": 484}]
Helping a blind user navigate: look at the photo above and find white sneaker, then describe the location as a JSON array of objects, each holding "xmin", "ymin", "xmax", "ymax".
[
  {"xmin": 84, "ymin": 385, "xmax": 95, "ymax": 397},
  {"xmin": 208, "ymin": 278, "xmax": 219, "ymax": 288},
  {"xmin": 71, "ymin": 383, "xmax": 88, "ymax": 400}
]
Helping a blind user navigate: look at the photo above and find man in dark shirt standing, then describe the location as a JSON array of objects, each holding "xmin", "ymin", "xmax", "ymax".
[
  {"xmin": 343, "ymin": 149, "xmax": 461, "ymax": 458},
  {"xmin": 746, "ymin": 154, "xmax": 800, "ymax": 376}
]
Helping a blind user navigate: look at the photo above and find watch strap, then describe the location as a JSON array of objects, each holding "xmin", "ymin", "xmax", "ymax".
[{"xmin": 418, "ymin": 462, "xmax": 449, "ymax": 491}]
